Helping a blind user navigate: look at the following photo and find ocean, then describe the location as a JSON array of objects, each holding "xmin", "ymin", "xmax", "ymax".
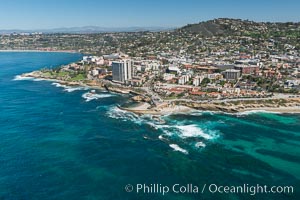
[{"xmin": 0, "ymin": 52, "xmax": 299, "ymax": 200}]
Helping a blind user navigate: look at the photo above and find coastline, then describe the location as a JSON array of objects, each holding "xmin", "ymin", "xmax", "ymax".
[
  {"xmin": 18, "ymin": 72, "xmax": 300, "ymax": 116},
  {"xmin": 118, "ymin": 103, "xmax": 193, "ymax": 115},
  {"xmin": 178, "ymin": 100, "xmax": 300, "ymax": 114},
  {"xmin": 2, "ymin": 48, "xmax": 300, "ymax": 200},
  {"xmin": 17, "ymin": 71, "xmax": 136, "ymax": 94},
  {"xmin": 238, "ymin": 106, "xmax": 300, "ymax": 114},
  {"xmin": 119, "ymin": 102, "xmax": 300, "ymax": 115}
]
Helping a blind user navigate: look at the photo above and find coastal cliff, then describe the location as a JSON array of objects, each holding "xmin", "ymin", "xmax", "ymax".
[
  {"xmin": 178, "ymin": 98, "xmax": 300, "ymax": 113},
  {"xmin": 20, "ymin": 70, "xmax": 300, "ymax": 115}
]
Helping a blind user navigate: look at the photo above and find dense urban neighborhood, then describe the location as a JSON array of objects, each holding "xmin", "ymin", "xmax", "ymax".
[{"xmin": 7, "ymin": 18, "xmax": 300, "ymax": 113}]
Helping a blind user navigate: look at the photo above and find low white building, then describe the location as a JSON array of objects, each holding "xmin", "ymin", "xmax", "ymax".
[
  {"xmin": 168, "ymin": 65, "xmax": 180, "ymax": 74},
  {"xmin": 91, "ymin": 69, "xmax": 99, "ymax": 76},
  {"xmin": 83, "ymin": 56, "xmax": 105, "ymax": 65},
  {"xmin": 163, "ymin": 73, "xmax": 175, "ymax": 81}
]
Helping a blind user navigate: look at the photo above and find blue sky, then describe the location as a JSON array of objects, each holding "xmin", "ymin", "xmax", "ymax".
[{"xmin": 0, "ymin": 0, "xmax": 299, "ymax": 29}]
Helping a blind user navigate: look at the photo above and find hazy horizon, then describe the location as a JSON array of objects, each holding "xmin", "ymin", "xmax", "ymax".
[
  {"xmin": 0, "ymin": 0, "xmax": 299, "ymax": 30},
  {"xmin": 1, "ymin": 18, "xmax": 300, "ymax": 32}
]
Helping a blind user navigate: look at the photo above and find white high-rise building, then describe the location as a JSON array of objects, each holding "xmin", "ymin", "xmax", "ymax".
[{"xmin": 112, "ymin": 60, "xmax": 133, "ymax": 83}]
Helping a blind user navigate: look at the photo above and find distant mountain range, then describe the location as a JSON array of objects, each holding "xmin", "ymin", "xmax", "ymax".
[{"xmin": 0, "ymin": 26, "xmax": 174, "ymax": 34}]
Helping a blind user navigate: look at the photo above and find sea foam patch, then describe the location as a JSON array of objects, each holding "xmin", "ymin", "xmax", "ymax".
[
  {"xmin": 235, "ymin": 110, "xmax": 280, "ymax": 116},
  {"xmin": 169, "ymin": 144, "xmax": 188, "ymax": 154},
  {"xmin": 175, "ymin": 124, "xmax": 213, "ymax": 140},
  {"xmin": 158, "ymin": 120, "xmax": 221, "ymax": 152},
  {"xmin": 82, "ymin": 92, "xmax": 114, "ymax": 102},
  {"xmin": 106, "ymin": 106, "xmax": 143, "ymax": 123},
  {"xmin": 52, "ymin": 82, "xmax": 89, "ymax": 92},
  {"xmin": 195, "ymin": 141, "xmax": 206, "ymax": 148},
  {"xmin": 107, "ymin": 106, "xmax": 221, "ymax": 154},
  {"xmin": 13, "ymin": 75, "xmax": 34, "ymax": 81},
  {"xmin": 107, "ymin": 106, "xmax": 159, "ymax": 125},
  {"xmin": 32, "ymin": 78, "xmax": 44, "ymax": 81}
]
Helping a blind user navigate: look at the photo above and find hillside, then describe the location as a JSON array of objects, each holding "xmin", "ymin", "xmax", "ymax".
[{"xmin": 179, "ymin": 18, "xmax": 300, "ymax": 37}]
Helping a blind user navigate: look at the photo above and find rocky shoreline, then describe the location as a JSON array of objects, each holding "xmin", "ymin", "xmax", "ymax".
[
  {"xmin": 20, "ymin": 71, "xmax": 139, "ymax": 94},
  {"xmin": 179, "ymin": 99, "xmax": 300, "ymax": 114},
  {"xmin": 119, "ymin": 100, "xmax": 300, "ymax": 115},
  {"xmin": 20, "ymin": 71, "xmax": 300, "ymax": 115}
]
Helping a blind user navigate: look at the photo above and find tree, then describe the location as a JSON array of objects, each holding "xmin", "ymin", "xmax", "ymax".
[{"xmin": 201, "ymin": 78, "xmax": 210, "ymax": 86}]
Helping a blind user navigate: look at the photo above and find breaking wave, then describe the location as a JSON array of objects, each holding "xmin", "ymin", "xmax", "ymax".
[
  {"xmin": 13, "ymin": 75, "xmax": 34, "ymax": 81},
  {"xmin": 175, "ymin": 124, "xmax": 215, "ymax": 140},
  {"xmin": 153, "ymin": 122, "xmax": 220, "ymax": 141},
  {"xmin": 235, "ymin": 110, "xmax": 281, "ymax": 115},
  {"xmin": 107, "ymin": 105, "xmax": 221, "ymax": 154},
  {"xmin": 82, "ymin": 92, "xmax": 114, "ymax": 102},
  {"xmin": 52, "ymin": 82, "xmax": 89, "ymax": 92},
  {"xmin": 195, "ymin": 141, "xmax": 206, "ymax": 148},
  {"xmin": 13, "ymin": 75, "xmax": 45, "ymax": 82},
  {"xmin": 169, "ymin": 144, "xmax": 188, "ymax": 154},
  {"xmin": 106, "ymin": 106, "xmax": 150, "ymax": 125}
]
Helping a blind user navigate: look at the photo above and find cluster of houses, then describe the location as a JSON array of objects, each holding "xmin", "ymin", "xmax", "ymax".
[{"xmin": 63, "ymin": 47, "xmax": 299, "ymax": 100}]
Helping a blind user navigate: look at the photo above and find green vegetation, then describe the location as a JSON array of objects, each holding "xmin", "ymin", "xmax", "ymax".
[
  {"xmin": 1, "ymin": 18, "xmax": 298, "ymax": 56},
  {"xmin": 201, "ymin": 78, "xmax": 210, "ymax": 86},
  {"xmin": 38, "ymin": 68, "xmax": 87, "ymax": 82},
  {"xmin": 56, "ymin": 71, "xmax": 69, "ymax": 77},
  {"xmin": 70, "ymin": 73, "xmax": 86, "ymax": 81}
]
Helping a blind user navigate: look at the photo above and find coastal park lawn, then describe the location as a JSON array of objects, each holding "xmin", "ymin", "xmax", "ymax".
[
  {"xmin": 40, "ymin": 70, "xmax": 86, "ymax": 81},
  {"xmin": 70, "ymin": 73, "xmax": 85, "ymax": 81}
]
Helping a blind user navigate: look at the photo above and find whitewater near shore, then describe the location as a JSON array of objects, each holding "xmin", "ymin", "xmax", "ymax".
[
  {"xmin": 13, "ymin": 72, "xmax": 300, "ymax": 157},
  {"xmin": 17, "ymin": 72, "xmax": 300, "ymax": 115}
]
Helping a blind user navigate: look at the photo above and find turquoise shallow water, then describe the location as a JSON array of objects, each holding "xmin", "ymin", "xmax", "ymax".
[{"xmin": 0, "ymin": 52, "xmax": 299, "ymax": 200}]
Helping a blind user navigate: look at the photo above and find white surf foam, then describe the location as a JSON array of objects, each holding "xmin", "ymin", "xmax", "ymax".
[
  {"xmin": 13, "ymin": 75, "xmax": 34, "ymax": 81},
  {"xmin": 65, "ymin": 86, "xmax": 89, "ymax": 92},
  {"xmin": 235, "ymin": 110, "xmax": 281, "ymax": 116},
  {"xmin": 32, "ymin": 78, "xmax": 43, "ymax": 81},
  {"xmin": 147, "ymin": 120, "xmax": 219, "ymax": 141},
  {"xmin": 158, "ymin": 134, "xmax": 171, "ymax": 142},
  {"xmin": 190, "ymin": 110, "xmax": 222, "ymax": 115},
  {"xmin": 52, "ymin": 82, "xmax": 62, "ymax": 87},
  {"xmin": 52, "ymin": 82, "xmax": 89, "ymax": 92},
  {"xmin": 169, "ymin": 144, "xmax": 188, "ymax": 154},
  {"xmin": 106, "ymin": 106, "xmax": 145, "ymax": 124},
  {"xmin": 188, "ymin": 111, "xmax": 203, "ymax": 116},
  {"xmin": 146, "ymin": 122, "xmax": 175, "ymax": 136},
  {"xmin": 107, "ymin": 106, "xmax": 129, "ymax": 119},
  {"xmin": 188, "ymin": 110, "xmax": 219, "ymax": 116},
  {"xmin": 82, "ymin": 92, "xmax": 114, "ymax": 102},
  {"xmin": 106, "ymin": 106, "xmax": 222, "ymax": 154},
  {"xmin": 175, "ymin": 124, "xmax": 214, "ymax": 140},
  {"xmin": 195, "ymin": 141, "xmax": 206, "ymax": 148}
]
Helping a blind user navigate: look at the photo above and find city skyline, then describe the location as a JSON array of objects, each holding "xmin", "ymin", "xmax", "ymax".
[{"xmin": 0, "ymin": 0, "xmax": 299, "ymax": 30}]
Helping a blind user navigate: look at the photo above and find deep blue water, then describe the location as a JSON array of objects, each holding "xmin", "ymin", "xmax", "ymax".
[{"xmin": 0, "ymin": 52, "xmax": 299, "ymax": 200}]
